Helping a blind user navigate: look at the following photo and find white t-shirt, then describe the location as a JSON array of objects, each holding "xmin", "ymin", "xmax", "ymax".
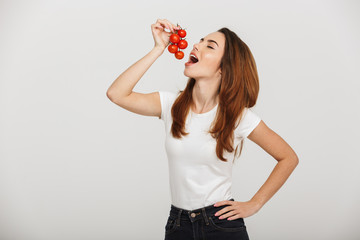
[{"xmin": 158, "ymin": 91, "xmax": 261, "ymax": 210}]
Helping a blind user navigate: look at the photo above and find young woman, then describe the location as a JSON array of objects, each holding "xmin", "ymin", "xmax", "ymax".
[{"xmin": 107, "ymin": 19, "xmax": 299, "ymax": 240}]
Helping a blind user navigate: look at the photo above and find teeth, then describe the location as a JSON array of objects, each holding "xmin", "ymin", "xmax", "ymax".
[{"xmin": 190, "ymin": 54, "xmax": 198, "ymax": 60}]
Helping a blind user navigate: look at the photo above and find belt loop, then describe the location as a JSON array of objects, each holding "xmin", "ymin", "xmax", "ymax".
[
  {"xmin": 176, "ymin": 209, "xmax": 182, "ymax": 226},
  {"xmin": 201, "ymin": 207, "xmax": 209, "ymax": 225}
]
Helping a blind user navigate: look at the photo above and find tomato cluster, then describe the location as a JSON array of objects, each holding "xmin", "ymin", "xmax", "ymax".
[{"xmin": 168, "ymin": 24, "xmax": 188, "ymax": 60}]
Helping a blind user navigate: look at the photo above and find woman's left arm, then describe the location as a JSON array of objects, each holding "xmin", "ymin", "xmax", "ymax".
[
  {"xmin": 214, "ymin": 120, "xmax": 299, "ymax": 219},
  {"xmin": 247, "ymin": 120, "xmax": 299, "ymax": 208}
]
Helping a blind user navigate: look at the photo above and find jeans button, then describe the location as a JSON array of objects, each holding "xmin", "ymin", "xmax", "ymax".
[{"xmin": 191, "ymin": 213, "xmax": 196, "ymax": 218}]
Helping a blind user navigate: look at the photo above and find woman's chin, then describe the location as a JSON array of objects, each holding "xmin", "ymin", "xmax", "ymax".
[
  {"xmin": 183, "ymin": 70, "xmax": 191, "ymax": 78},
  {"xmin": 184, "ymin": 69, "xmax": 195, "ymax": 78}
]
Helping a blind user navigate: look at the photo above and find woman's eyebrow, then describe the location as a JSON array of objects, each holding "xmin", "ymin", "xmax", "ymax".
[{"xmin": 200, "ymin": 38, "xmax": 219, "ymax": 47}]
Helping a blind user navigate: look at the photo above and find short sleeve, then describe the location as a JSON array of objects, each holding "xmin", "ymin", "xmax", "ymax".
[
  {"xmin": 158, "ymin": 91, "xmax": 177, "ymax": 122},
  {"xmin": 235, "ymin": 108, "xmax": 261, "ymax": 139}
]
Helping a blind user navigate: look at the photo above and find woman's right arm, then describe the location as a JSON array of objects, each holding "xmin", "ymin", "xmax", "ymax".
[{"xmin": 106, "ymin": 19, "xmax": 180, "ymax": 118}]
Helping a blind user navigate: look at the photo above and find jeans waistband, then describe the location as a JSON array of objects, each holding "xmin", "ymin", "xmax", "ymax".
[{"xmin": 169, "ymin": 198, "xmax": 235, "ymax": 226}]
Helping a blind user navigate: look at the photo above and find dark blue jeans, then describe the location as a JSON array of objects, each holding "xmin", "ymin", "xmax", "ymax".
[{"xmin": 164, "ymin": 198, "xmax": 250, "ymax": 240}]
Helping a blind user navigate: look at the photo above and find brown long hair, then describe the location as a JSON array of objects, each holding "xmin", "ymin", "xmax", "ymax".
[{"xmin": 170, "ymin": 27, "xmax": 259, "ymax": 162}]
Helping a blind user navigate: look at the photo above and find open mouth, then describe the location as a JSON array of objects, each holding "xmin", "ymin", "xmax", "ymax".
[{"xmin": 185, "ymin": 54, "xmax": 199, "ymax": 66}]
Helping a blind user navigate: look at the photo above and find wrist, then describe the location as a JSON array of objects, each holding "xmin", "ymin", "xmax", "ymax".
[
  {"xmin": 153, "ymin": 45, "xmax": 165, "ymax": 54},
  {"xmin": 250, "ymin": 199, "xmax": 264, "ymax": 210}
]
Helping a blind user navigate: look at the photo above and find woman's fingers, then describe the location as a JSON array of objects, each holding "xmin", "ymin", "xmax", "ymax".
[
  {"xmin": 157, "ymin": 19, "xmax": 169, "ymax": 31},
  {"xmin": 152, "ymin": 20, "xmax": 175, "ymax": 49},
  {"xmin": 163, "ymin": 23, "xmax": 172, "ymax": 32},
  {"xmin": 156, "ymin": 19, "xmax": 176, "ymax": 33},
  {"xmin": 156, "ymin": 22, "xmax": 164, "ymax": 30},
  {"xmin": 163, "ymin": 19, "xmax": 178, "ymax": 32},
  {"xmin": 157, "ymin": 23, "xmax": 164, "ymax": 31}
]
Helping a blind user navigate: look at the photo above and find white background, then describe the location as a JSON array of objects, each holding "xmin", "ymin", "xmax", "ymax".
[{"xmin": 0, "ymin": 0, "xmax": 359, "ymax": 239}]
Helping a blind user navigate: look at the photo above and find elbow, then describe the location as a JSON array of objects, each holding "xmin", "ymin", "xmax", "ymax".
[
  {"xmin": 287, "ymin": 150, "xmax": 299, "ymax": 167},
  {"xmin": 291, "ymin": 155, "xmax": 299, "ymax": 167},
  {"xmin": 278, "ymin": 155, "xmax": 299, "ymax": 167},
  {"xmin": 294, "ymin": 157, "xmax": 299, "ymax": 167},
  {"xmin": 106, "ymin": 90, "xmax": 115, "ymax": 101},
  {"xmin": 106, "ymin": 90, "xmax": 125, "ymax": 107},
  {"xmin": 294, "ymin": 152, "xmax": 299, "ymax": 164}
]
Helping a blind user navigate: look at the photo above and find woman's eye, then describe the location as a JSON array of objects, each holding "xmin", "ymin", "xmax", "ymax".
[{"xmin": 207, "ymin": 46, "xmax": 214, "ymax": 49}]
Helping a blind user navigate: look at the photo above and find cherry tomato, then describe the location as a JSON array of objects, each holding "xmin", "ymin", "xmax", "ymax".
[
  {"xmin": 178, "ymin": 29, "xmax": 186, "ymax": 38},
  {"xmin": 168, "ymin": 44, "xmax": 178, "ymax": 53},
  {"xmin": 167, "ymin": 24, "xmax": 188, "ymax": 60},
  {"xmin": 170, "ymin": 33, "xmax": 180, "ymax": 44},
  {"xmin": 177, "ymin": 39, "xmax": 188, "ymax": 49},
  {"xmin": 175, "ymin": 51, "xmax": 184, "ymax": 59}
]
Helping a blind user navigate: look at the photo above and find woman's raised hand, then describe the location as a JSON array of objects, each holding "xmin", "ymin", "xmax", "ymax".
[{"xmin": 151, "ymin": 19, "xmax": 180, "ymax": 50}]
